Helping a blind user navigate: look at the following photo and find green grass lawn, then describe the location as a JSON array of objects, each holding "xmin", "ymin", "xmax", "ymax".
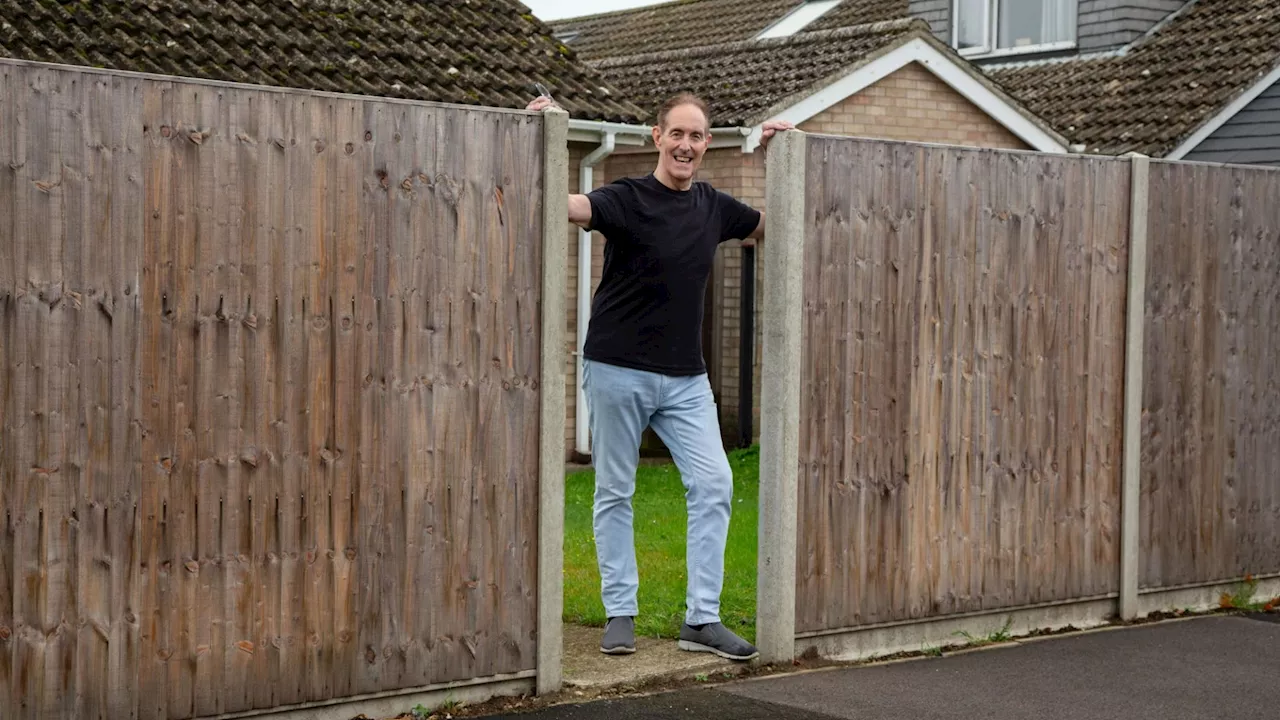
[{"xmin": 563, "ymin": 445, "xmax": 760, "ymax": 643}]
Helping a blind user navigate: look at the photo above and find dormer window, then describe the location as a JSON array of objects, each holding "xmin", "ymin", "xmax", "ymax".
[
  {"xmin": 954, "ymin": 0, "xmax": 1077, "ymax": 57},
  {"xmin": 755, "ymin": 0, "xmax": 842, "ymax": 39}
]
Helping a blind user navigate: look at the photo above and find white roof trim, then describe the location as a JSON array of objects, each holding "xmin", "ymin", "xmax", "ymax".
[
  {"xmin": 568, "ymin": 118, "xmax": 652, "ymax": 136},
  {"xmin": 744, "ymin": 37, "xmax": 1068, "ymax": 154},
  {"xmin": 1165, "ymin": 61, "xmax": 1280, "ymax": 161},
  {"xmin": 755, "ymin": 0, "xmax": 843, "ymax": 40},
  {"xmin": 567, "ymin": 118, "xmax": 651, "ymax": 146}
]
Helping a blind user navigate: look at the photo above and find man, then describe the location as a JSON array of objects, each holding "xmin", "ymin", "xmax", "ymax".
[{"xmin": 528, "ymin": 91, "xmax": 793, "ymax": 661}]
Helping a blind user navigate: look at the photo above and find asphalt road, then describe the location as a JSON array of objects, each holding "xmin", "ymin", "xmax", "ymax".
[{"xmin": 489, "ymin": 615, "xmax": 1280, "ymax": 720}]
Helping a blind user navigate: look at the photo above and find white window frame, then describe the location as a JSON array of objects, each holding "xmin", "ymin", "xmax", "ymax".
[{"xmin": 951, "ymin": 0, "xmax": 1077, "ymax": 59}]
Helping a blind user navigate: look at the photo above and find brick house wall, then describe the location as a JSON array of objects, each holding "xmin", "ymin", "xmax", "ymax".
[{"xmin": 798, "ymin": 62, "xmax": 1028, "ymax": 147}]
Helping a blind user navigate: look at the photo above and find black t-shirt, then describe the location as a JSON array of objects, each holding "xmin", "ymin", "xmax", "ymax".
[{"xmin": 583, "ymin": 173, "xmax": 761, "ymax": 376}]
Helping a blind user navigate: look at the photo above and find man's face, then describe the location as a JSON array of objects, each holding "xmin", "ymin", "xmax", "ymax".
[{"xmin": 653, "ymin": 103, "xmax": 711, "ymax": 187}]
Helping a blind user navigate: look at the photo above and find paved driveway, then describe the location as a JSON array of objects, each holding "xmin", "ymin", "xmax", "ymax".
[{"xmin": 488, "ymin": 615, "xmax": 1280, "ymax": 719}]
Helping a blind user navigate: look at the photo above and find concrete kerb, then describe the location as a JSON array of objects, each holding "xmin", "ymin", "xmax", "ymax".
[
  {"xmin": 537, "ymin": 107, "xmax": 571, "ymax": 696},
  {"xmin": 780, "ymin": 575, "xmax": 1278, "ymax": 667},
  {"xmin": 199, "ymin": 674, "xmax": 535, "ymax": 720},
  {"xmin": 1138, "ymin": 575, "xmax": 1280, "ymax": 617},
  {"xmin": 794, "ymin": 598, "xmax": 1117, "ymax": 663}
]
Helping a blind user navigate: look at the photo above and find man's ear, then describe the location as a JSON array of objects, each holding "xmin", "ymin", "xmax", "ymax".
[
  {"xmin": 652, "ymin": 125, "xmax": 661, "ymax": 146},
  {"xmin": 705, "ymin": 130, "xmax": 713, "ymax": 146}
]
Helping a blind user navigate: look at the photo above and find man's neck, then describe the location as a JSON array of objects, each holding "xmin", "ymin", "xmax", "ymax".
[{"xmin": 653, "ymin": 166, "xmax": 693, "ymax": 192}]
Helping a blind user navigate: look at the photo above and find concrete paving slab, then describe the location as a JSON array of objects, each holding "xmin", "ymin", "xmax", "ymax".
[
  {"xmin": 561, "ymin": 624, "xmax": 738, "ymax": 689},
  {"xmin": 726, "ymin": 616, "xmax": 1280, "ymax": 720}
]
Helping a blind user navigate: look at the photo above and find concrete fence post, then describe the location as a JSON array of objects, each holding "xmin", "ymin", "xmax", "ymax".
[
  {"xmin": 1120, "ymin": 153, "xmax": 1150, "ymax": 621},
  {"xmin": 757, "ymin": 129, "xmax": 807, "ymax": 664},
  {"xmin": 537, "ymin": 107, "xmax": 569, "ymax": 694}
]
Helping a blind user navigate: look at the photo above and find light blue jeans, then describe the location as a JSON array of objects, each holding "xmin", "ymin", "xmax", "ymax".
[{"xmin": 582, "ymin": 358, "xmax": 734, "ymax": 626}]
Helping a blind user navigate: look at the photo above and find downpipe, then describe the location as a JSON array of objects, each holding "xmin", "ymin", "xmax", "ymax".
[{"xmin": 575, "ymin": 132, "xmax": 616, "ymax": 459}]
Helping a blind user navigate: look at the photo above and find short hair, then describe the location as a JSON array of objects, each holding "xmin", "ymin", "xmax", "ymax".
[{"xmin": 656, "ymin": 93, "xmax": 711, "ymax": 130}]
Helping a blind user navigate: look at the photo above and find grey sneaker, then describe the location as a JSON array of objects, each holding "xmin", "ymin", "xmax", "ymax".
[
  {"xmin": 678, "ymin": 622, "xmax": 759, "ymax": 661},
  {"xmin": 600, "ymin": 616, "xmax": 636, "ymax": 655}
]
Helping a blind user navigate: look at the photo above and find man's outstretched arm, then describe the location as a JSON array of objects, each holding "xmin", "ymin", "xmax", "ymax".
[
  {"xmin": 741, "ymin": 213, "xmax": 766, "ymax": 245},
  {"xmin": 741, "ymin": 120, "xmax": 794, "ymax": 245},
  {"xmin": 569, "ymin": 194, "xmax": 592, "ymax": 229},
  {"xmin": 526, "ymin": 95, "xmax": 594, "ymax": 229}
]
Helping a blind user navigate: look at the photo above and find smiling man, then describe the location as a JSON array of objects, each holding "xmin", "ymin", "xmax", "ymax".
[{"xmin": 528, "ymin": 91, "xmax": 792, "ymax": 661}]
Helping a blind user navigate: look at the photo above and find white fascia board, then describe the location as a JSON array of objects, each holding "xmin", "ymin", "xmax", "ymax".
[
  {"xmin": 569, "ymin": 127, "xmax": 647, "ymax": 145},
  {"xmin": 568, "ymin": 119, "xmax": 652, "ymax": 146},
  {"xmin": 571, "ymin": 121, "xmax": 752, "ymax": 150},
  {"xmin": 744, "ymin": 38, "xmax": 1069, "ymax": 154},
  {"xmin": 1166, "ymin": 61, "xmax": 1280, "ymax": 160}
]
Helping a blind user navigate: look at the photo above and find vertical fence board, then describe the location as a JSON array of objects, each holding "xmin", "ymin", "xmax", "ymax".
[
  {"xmin": 220, "ymin": 88, "xmax": 256, "ymax": 717},
  {"xmin": 0, "ymin": 63, "xmax": 14, "ymax": 712},
  {"xmin": 190, "ymin": 85, "xmax": 225, "ymax": 720},
  {"xmin": 300, "ymin": 95, "xmax": 334, "ymax": 705},
  {"xmin": 75, "ymin": 71, "xmax": 112, "ymax": 720},
  {"xmin": 329, "ymin": 99, "xmax": 360, "ymax": 700},
  {"xmin": 255, "ymin": 91, "xmax": 289, "ymax": 715},
  {"xmin": 110, "ymin": 74, "xmax": 145, "ymax": 720},
  {"xmin": 352, "ymin": 102, "xmax": 386, "ymax": 697},
  {"xmin": 14, "ymin": 66, "xmax": 51, "ymax": 720}
]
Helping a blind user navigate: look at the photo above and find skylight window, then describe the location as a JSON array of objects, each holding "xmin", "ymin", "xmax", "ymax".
[{"xmin": 756, "ymin": 0, "xmax": 843, "ymax": 39}]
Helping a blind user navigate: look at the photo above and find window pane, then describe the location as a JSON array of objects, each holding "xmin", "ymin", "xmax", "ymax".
[
  {"xmin": 998, "ymin": 0, "xmax": 1075, "ymax": 49},
  {"xmin": 955, "ymin": 0, "xmax": 988, "ymax": 51}
]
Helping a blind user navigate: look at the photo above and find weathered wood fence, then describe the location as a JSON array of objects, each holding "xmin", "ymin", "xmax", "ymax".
[
  {"xmin": 1140, "ymin": 161, "xmax": 1280, "ymax": 590},
  {"xmin": 0, "ymin": 61, "xmax": 568, "ymax": 719},
  {"xmin": 757, "ymin": 133, "xmax": 1280, "ymax": 662}
]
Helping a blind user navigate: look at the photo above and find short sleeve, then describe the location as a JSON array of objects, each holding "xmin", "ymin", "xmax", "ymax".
[
  {"xmin": 586, "ymin": 183, "xmax": 630, "ymax": 238},
  {"xmin": 717, "ymin": 190, "xmax": 761, "ymax": 243}
]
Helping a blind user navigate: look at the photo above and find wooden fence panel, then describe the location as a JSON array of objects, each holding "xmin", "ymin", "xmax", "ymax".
[
  {"xmin": 0, "ymin": 62, "xmax": 545, "ymax": 719},
  {"xmin": 796, "ymin": 138, "xmax": 1129, "ymax": 633},
  {"xmin": 1141, "ymin": 161, "xmax": 1280, "ymax": 589}
]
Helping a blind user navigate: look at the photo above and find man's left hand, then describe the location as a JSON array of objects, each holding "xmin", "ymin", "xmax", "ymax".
[{"xmin": 758, "ymin": 120, "xmax": 796, "ymax": 149}]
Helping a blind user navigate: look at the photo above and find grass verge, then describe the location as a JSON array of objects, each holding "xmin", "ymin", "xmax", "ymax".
[{"xmin": 563, "ymin": 445, "xmax": 760, "ymax": 642}]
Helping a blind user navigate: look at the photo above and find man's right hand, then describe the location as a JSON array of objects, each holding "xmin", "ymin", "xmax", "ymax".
[{"xmin": 527, "ymin": 96, "xmax": 561, "ymax": 112}]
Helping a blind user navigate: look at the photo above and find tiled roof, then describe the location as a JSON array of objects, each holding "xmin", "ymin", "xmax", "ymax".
[
  {"xmin": 986, "ymin": 0, "xmax": 1280, "ymax": 157},
  {"xmin": 550, "ymin": 0, "xmax": 907, "ymax": 60},
  {"xmin": 589, "ymin": 18, "xmax": 932, "ymax": 126},
  {"xmin": 0, "ymin": 0, "xmax": 646, "ymax": 123}
]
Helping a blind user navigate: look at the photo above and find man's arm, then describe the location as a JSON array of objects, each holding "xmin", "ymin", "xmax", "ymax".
[
  {"xmin": 569, "ymin": 194, "xmax": 592, "ymax": 229},
  {"xmin": 526, "ymin": 96, "xmax": 595, "ymax": 229},
  {"xmin": 740, "ymin": 120, "xmax": 794, "ymax": 246}
]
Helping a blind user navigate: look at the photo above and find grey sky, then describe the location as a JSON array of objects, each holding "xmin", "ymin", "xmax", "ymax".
[{"xmin": 524, "ymin": 0, "xmax": 664, "ymax": 22}]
